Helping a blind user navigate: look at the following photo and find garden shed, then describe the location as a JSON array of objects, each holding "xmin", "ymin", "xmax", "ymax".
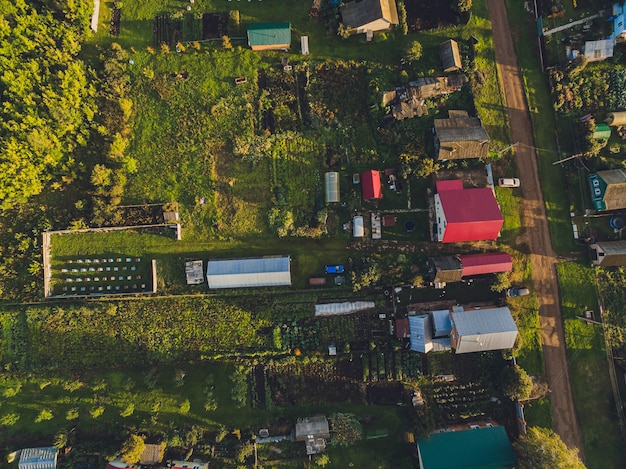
[
  {"xmin": 433, "ymin": 110, "xmax": 490, "ymax": 161},
  {"xmin": 325, "ymin": 171, "xmax": 340, "ymax": 203},
  {"xmin": 206, "ymin": 256, "xmax": 291, "ymax": 289},
  {"xmin": 605, "ymin": 111, "xmax": 626, "ymax": 126},
  {"xmin": 439, "ymin": 39, "xmax": 462, "ymax": 72},
  {"xmin": 429, "ymin": 255, "xmax": 463, "ymax": 283},
  {"xmin": 353, "ymin": 215, "xmax": 364, "ymax": 237},
  {"xmin": 593, "ymin": 123, "xmax": 611, "ymax": 140},
  {"xmin": 185, "ymin": 260, "xmax": 204, "ymax": 284},
  {"xmin": 449, "ymin": 306, "xmax": 518, "ymax": 354},
  {"xmin": 361, "ymin": 170, "xmax": 382, "ymax": 201},
  {"xmin": 589, "ymin": 169, "xmax": 626, "ymax": 210},
  {"xmin": 417, "ymin": 426, "xmax": 516, "ymax": 469},
  {"xmin": 434, "ymin": 180, "xmax": 503, "ymax": 242},
  {"xmin": 247, "ymin": 22, "xmax": 291, "ymax": 51},
  {"xmin": 590, "ymin": 240, "xmax": 626, "ymax": 266},
  {"xmin": 341, "ymin": 0, "xmax": 399, "ymax": 34},
  {"xmin": 19, "ymin": 448, "xmax": 58, "ymax": 469}
]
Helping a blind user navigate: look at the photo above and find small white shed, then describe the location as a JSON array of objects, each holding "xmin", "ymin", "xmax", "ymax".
[{"xmin": 353, "ymin": 216, "xmax": 364, "ymax": 237}]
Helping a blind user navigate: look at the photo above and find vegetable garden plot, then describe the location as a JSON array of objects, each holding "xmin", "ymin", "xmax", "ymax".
[{"xmin": 402, "ymin": 0, "xmax": 457, "ymax": 32}]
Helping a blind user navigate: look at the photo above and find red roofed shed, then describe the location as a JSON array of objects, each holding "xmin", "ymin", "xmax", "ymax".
[
  {"xmin": 459, "ymin": 252, "xmax": 512, "ymax": 276},
  {"xmin": 361, "ymin": 170, "xmax": 382, "ymax": 201},
  {"xmin": 434, "ymin": 181, "xmax": 503, "ymax": 242}
]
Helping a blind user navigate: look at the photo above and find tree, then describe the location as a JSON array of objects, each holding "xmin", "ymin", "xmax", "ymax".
[
  {"xmin": 404, "ymin": 40, "xmax": 423, "ymax": 63},
  {"xmin": 329, "ymin": 413, "xmax": 363, "ymax": 446},
  {"xmin": 338, "ymin": 23, "xmax": 351, "ymax": 39},
  {"xmin": 514, "ymin": 427, "xmax": 586, "ymax": 469},
  {"xmin": 499, "ymin": 365, "xmax": 533, "ymax": 400},
  {"xmin": 121, "ymin": 434, "xmax": 146, "ymax": 465},
  {"xmin": 491, "ymin": 271, "xmax": 511, "ymax": 292},
  {"xmin": 222, "ymin": 35, "xmax": 233, "ymax": 50},
  {"xmin": 54, "ymin": 431, "xmax": 68, "ymax": 449},
  {"xmin": 454, "ymin": 0, "xmax": 473, "ymax": 13},
  {"xmin": 351, "ymin": 256, "xmax": 381, "ymax": 292},
  {"xmin": 315, "ymin": 454, "xmax": 331, "ymax": 467}
]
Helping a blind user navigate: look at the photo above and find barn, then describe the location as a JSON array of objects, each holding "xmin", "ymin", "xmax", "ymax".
[
  {"xmin": 449, "ymin": 306, "xmax": 518, "ymax": 354},
  {"xmin": 247, "ymin": 22, "xmax": 291, "ymax": 51},
  {"xmin": 206, "ymin": 256, "xmax": 291, "ymax": 289},
  {"xmin": 361, "ymin": 170, "xmax": 382, "ymax": 201},
  {"xmin": 434, "ymin": 180, "xmax": 503, "ymax": 242}
]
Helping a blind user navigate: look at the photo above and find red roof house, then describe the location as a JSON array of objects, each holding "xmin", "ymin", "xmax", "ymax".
[
  {"xmin": 434, "ymin": 180, "xmax": 503, "ymax": 242},
  {"xmin": 361, "ymin": 170, "xmax": 382, "ymax": 201},
  {"xmin": 458, "ymin": 252, "xmax": 512, "ymax": 276}
]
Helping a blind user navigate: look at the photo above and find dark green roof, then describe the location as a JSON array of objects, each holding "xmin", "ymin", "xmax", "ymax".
[
  {"xmin": 593, "ymin": 123, "xmax": 611, "ymax": 140},
  {"xmin": 418, "ymin": 427, "xmax": 516, "ymax": 469},
  {"xmin": 247, "ymin": 22, "xmax": 291, "ymax": 47}
]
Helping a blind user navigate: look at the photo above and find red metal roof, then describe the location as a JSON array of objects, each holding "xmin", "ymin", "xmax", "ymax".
[
  {"xmin": 395, "ymin": 318, "xmax": 410, "ymax": 338},
  {"xmin": 459, "ymin": 252, "xmax": 512, "ymax": 276},
  {"xmin": 436, "ymin": 179, "xmax": 464, "ymax": 192},
  {"xmin": 439, "ymin": 187, "xmax": 503, "ymax": 242},
  {"xmin": 361, "ymin": 170, "xmax": 382, "ymax": 201}
]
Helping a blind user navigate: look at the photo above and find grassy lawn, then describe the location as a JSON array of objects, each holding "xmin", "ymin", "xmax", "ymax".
[{"xmin": 557, "ymin": 262, "xmax": 626, "ymax": 469}]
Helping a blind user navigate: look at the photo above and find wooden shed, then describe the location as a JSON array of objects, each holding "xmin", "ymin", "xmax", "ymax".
[
  {"xmin": 439, "ymin": 39, "xmax": 462, "ymax": 72},
  {"xmin": 434, "ymin": 110, "xmax": 490, "ymax": 161}
]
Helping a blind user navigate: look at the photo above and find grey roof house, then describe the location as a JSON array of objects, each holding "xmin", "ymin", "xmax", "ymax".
[
  {"xmin": 433, "ymin": 110, "xmax": 490, "ymax": 161},
  {"xmin": 590, "ymin": 240, "xmax": 626, "ymax": 266},
  {"xmin": 589, "ymin": 169, "xmax": 626, "ymax": 211},
  {"xmin": 450, "ymin": 306, "xmax": 518, "ymax": 354},
  {"xmin": 206, "ymin": 256, "xmax": 291, "ymax": 289},
  {"xmin": 341, "ymin": 0, "xmax": 399, "ymax": 35}
]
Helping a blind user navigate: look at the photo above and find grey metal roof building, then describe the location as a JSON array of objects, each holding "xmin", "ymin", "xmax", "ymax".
[
  {"xmin": 19, "ymin": 448, "xmax": 58, "ymax": 469},
  {"xmin": 450, "ymin": 307, "xmax": 518, "ymax": 354},
  {"xmin": 439, "ymin": 39, "xmax": 462, "ymax": 72},
  {"xmin": 325, "ymin": 172, "xmax": 340, "ymax": 203},
  {"xmin": 408, "ymin": 315, "xmax": 451, "ymax": 353},
  {"xmin": 431, "ymin": 309, "xmax": 453, "ymax": 338},
  {"xmin": 590, "ymin": 240, "xmax": 626, "ymax": 266},
  {"xmin": 206, "ymin": 256, "xmax": 291, "ymax": 289}
]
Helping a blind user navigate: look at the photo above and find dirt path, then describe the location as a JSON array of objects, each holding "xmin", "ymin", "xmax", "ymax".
[{"xmin": 486, "ymin": 0, "xmax": 585, "ymax": 456}]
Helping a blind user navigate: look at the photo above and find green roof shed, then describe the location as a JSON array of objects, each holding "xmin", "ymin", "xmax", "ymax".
[
  {"xmin": 247, "ymin": 22, "xmax": 291, "ymax": 50},
  {"xmin": 594, "ymin": 123, "xmax": 611, "ymax": 140},
  {"xmin": 417, "ymin": 426, "xmax": 516, "ymax": 469}
]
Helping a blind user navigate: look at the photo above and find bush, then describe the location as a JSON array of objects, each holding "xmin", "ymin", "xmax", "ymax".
[
  {"xmin": 35, "ymin": 409, "xmax": 53, "ymax": 423},
  {"xmin": 66, "ymin": 408, "xmax": 79, "ymax": 420}
]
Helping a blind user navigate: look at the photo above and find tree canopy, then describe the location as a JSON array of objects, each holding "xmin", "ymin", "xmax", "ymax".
[
  {"xmin": 499, "ymin": 364, "xmax": 533, "ymax": 401},
  {"xmin": 514, "ymin": 427, "xmax": 586, "ymax": 469},
  {"xmin": 121, "ymin": 434, "xmax": 145, "ymax": 465},
  {"xmin": 0, "ymin": 0, "xmax": 96, "ymax": 208}
]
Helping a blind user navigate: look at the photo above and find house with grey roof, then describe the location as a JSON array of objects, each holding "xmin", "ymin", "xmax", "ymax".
[
  {"xmin": 295, "ymin": 416, "xmax": 330, "ymax": 455},
  {"xmin": 589, "ymin": 169, "xmax": 626, "ymax": 210},
  {"xmin": 450, "ymin": 306, "xmax": 518, "ymax": 354},
  {"xmin": 341, "ymin": 0, "xmax": 399, "ymax": 36},
  {"xmin": 433, "ymin": 110, "xmax": 490, "ymax": 161},
  {"xmin": 590, "ymin": 240, "xmax": 626, "ymax": 266}
]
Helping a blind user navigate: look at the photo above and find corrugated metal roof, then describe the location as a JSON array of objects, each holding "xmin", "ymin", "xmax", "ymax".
[
  {"xmin": 325, "ymin": 172, "xmax": 340, "ymax": 203},
  {"xmin": 247, "ymin": 22, "xmax": 291, "ymax": 47},
  {"xmin": 430, "ymin": 309, "xmax": 452, "ymax": 338},
  {"xmin": 439, "ymin": 188, "xmax": 503, "ymax": 242},
  {"xmin": 436, "ymin": 179, "xmax": 464, "ymax": 192},
  {"xmin": 206, "ymin": 256, "xmax": 291, "ymax": 289},
  {"xmin": 409, "ymin": 315, "xmax": 433, "ymax": 353},
  {"xmin": 417, "ymin": 426, "xmax": 516, "ymax": 469},
  {"xmin": 432, "ymin": 337, "xmax": 451, "ymax": 351},
  {"xmin": 19, "ymin": 448, "xmax": 57, "ymax": 469},
  {"xmin": 361, "ymin": 170, "xmax": 382, "ymax": 200},
  {"xmin": 315, "ymin": 301, "xmax": 375, "ymax": 316},
  {"xmin": 451, "ymin": 307, "xmax": 518, "ymax": 354},
  {"xmin": 459, "ymin": 252, "xmax": 512, "ymax": 277}
]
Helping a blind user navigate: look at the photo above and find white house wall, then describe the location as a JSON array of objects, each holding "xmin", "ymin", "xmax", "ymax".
[{"xmin": 434, "ymin": 193, "xmax": 447, "ymax": 242}]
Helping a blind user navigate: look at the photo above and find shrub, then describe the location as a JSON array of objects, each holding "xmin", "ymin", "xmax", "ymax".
[
  {"xmin": 179, "ymin": 399, "xmax": 191, "ymax": 414},
  {"xmin": 90, "ymin": 406, "xmax": 105, "ymax": 418},
  {"xmin": 120, "ymin": 403, "xmax": 135, "ymax": 417},
  {"xmin": 35, "ymin": 409, "xmax": 53, "ymax": 423},
  {"xmin": 0, "ymin": 412, "xmax": 20, "ymax": 426},
  {"xmin": 66, "ymin": 408, "xmax": 79, "ymax": 421}
]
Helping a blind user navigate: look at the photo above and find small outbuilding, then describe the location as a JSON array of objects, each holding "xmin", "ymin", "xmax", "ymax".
[
  {"xmin": 605, "ymin": 111, "xmax": 626, "ymax": 126},
  {"xmin": 433, "ymin": 110, "xmax": 490, "ymax": 161},
  {"xmin": 19, "ymin": 448, "xmax": 58, "ymax": 469},
  {"xmin": 341, "ymin": 0, "xmax": 399, "ymax": 35},
  {"xmin": 458, "ymin": 252, "xmax": 513, "ymax": 277},
  {"xmin": 583, "ymin": 39, "xmax": 614, "ymax": 62},
  {"xmin": 593, "ymin": 123, "xmax": 611, "ymax": 140},
  {"xmin": 590, "ymin": 240, "xmax": 626, "ymax": 266},
  {"xmin": 439, "ymin": 39, "xmax": 462, "ymax": 72},
  {"xmin": 247, "ymin": 22, "xmax": 291, "ymax": 51},
  {"xmin": 361, "ymin": 170, "xmax": 382, "ymax": 201},
  {"xmin": 301, "ymin": 35, "xmax": 309, "ymax": 55},
  {"xmin": 408, "ymin": 315, "xmax": 451, "ymax": 353},
  {"xmin": 185, "ymin": 260, "xmax": 204, "ymax": 285},
  {"xmin": 325, "ymin": 172, "xmax": 340, "ymax": 203}
]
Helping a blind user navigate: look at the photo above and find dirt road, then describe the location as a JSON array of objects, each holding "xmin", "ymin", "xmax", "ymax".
[{"xmin": 486, "ymin": 0, "xmax": 585, "ymax": 456}]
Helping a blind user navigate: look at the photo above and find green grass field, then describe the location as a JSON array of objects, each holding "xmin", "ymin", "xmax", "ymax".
[{"xmin": 557, "ymin": 262, "xmax": 626, "ymax": 469}]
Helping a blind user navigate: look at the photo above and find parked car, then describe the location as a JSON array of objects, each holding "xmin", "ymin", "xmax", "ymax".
[
  {"xmin": 498, "ymin": 177, "xmax": 520, "ymax": 188},
  {"xmin": 325, "ymin": 265, "xmax": 344, "ymax": 274},
  {"xmin": 507, "ymin": 286, "xmax": 530, "ymax": 297}
]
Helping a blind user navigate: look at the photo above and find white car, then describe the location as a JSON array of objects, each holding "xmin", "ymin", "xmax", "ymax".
[{"xmin": 498, "ymin": 177, "xmax": 520, "ymax": 188}]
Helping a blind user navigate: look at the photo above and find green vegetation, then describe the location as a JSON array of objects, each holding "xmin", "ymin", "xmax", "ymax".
[{"xmin": 514, "ymin": 427, "xmax": 586, "ymax": 469}]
